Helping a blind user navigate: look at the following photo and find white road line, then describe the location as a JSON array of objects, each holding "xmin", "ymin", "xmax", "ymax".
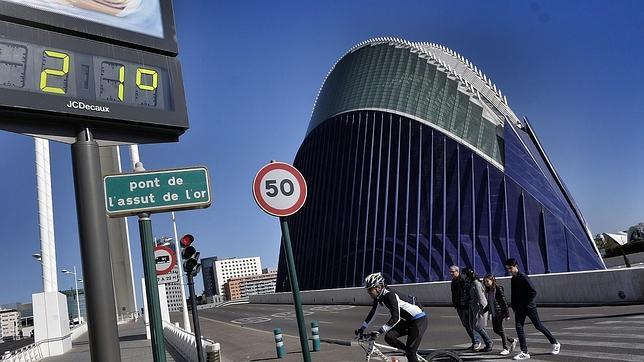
[
  {"xmin": 525, "ymin": 337, "xmax": 644, "ymax": 350},
  {"xmin": 595, "ymin": 320, "xmax": 644, "ymax": 325},
  {"xmin": 440, "ymin": 315, "xmax": 459, "ymax": 318},
  {"xmin": 530, "ymin": 331, "xmax": 644, "ymax": 340},
  {"xmin": 553, "ymin": 313, "xmax": 605, "ymax": 318},
  {"xmin": 566, "ymin": 326, "xmax": 644, "ymax": 331},
  {"xmin": 508, "ymin": 345, "xmax": 644, "ymax": 362},
  {"xmin": 626, "ymin": 315, "xmax": 644, "ymax": 319}
]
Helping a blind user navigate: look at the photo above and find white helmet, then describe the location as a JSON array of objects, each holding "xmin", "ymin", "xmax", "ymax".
[{"xmin": 364, "ymin": 272, "xmax": 385, "ymax": 289}]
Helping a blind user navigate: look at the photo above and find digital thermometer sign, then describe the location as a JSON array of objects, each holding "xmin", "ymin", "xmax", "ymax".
[
  {"xmin": 0, "ymin": 20, "xmax": 188, "ymax": 144},
  {"xmin": 0, "ymin": 41, "xmax": 169, "ymax": 110}
]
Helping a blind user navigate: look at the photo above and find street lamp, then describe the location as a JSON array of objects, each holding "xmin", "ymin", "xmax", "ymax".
[
  {"xmin": 61, "ymin": 266, "xmax": 83, "ymax": 324},
  {"xmin": 32, "ymin": 253, "xmax": 42, "ymax": 262}
]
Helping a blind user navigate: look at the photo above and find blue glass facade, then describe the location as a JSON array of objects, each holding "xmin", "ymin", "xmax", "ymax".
[{"xmin": 276, "ymin": 39, "xmax": 604, "ymax": 292}]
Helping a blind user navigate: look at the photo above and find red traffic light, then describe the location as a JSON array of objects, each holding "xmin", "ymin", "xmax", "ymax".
[{"xmin": 180, "ymin": 234, "xmax": 194, "ymax": 247}]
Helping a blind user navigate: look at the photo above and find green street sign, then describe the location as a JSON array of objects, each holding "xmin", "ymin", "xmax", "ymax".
[{"xmin": 104, "ymin": 166, "xmax": 211, "ymax": 217}]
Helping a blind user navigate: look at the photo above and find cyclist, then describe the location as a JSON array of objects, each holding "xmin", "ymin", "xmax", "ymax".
[{"xmin": 355, "ymin": 272, "xmax": 428, "ymax": 362}]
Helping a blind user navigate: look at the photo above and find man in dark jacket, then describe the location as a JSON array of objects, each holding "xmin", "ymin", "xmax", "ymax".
[
  {"xmin": 505, "ymin": 258, "xmax": 560, "ymax": 360},
  {"xmin": 449, "ymin": 265, "xmax": 480, "ymax": 350}
]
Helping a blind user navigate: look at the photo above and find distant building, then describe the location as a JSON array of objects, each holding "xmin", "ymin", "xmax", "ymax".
[
  {"xmin": 0, "ymin": 309, "xmax": 20, "ymax": 339},
  {"xmin": 163, "ymin": 266, "xmax": 184, "ymax": 312},
  {"xmin": 262, "ymin": 267, "xmax": 278, "ymax": 274},
  {"xmin": 211, "ymin": 257, "xmax": 262, "ymax": 299},
  {"xmin": 201, "ymin": 256, "xmax": 218, "ymax": 299},
  {"xmin": 60, "ymin": 289, "xmax": 86, "ymax": 323},
  {"xmin": 224, "ymin": 272, "xmax": 277, "ymax": 300}
]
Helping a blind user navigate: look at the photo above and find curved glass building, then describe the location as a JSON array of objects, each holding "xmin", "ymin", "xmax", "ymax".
[{"xmin": 276, "ymin": 38, "xmax": 605, "ymax": 291}]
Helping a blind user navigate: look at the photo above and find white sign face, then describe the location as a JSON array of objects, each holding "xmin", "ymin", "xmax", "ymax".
[
  {"xmin": 157, "ymin": 270, "xmax": 179, "ymax": 285},
  {"xmin": 253, "ymin": 162, "xmax": 307, "ymax": 217},
  {"xmin": 154, "ymin": 245, "xmax": 176, "ymax": 275}
]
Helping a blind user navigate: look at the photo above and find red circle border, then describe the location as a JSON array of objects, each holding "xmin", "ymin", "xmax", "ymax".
[
  {"xmin": 154, "ymin": 245, "xmax": 177, "ymax": 275},
  {"xmin": 252, "ymin": 162, "xmax": 307, "ymax": 217}
]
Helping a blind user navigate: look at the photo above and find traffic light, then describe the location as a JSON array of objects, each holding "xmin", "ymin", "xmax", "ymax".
[{"xmin": 180, "ymin": 234, "xmax": 201, "ymax": 276}]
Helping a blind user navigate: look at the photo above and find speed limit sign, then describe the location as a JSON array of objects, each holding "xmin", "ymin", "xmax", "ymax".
[{"xmin": 253, "ymin": 161, "xmax": 307, "ymax": 217}]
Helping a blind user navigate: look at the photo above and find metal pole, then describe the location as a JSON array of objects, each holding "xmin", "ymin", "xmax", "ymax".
[
  {"xmin": 71, "ymin": 128, "xmax": 121, "ymax": 362},
  {"xmin": 187, "ymin": 273, "xmax": 204, "ymax": 362},
  {"xmin": 172, "ymin": 212, "xmax": 191, "ymax": 332},
  {"xmin": 279, "ymin": 217, "xmax": 311, "ymax": 362},
  {"xmin": 139, "ymin": 212, "xmax": 167, "ymax": 362},
  {"xmin": 74, "ymin": 266, "xmax": 82, "ymax": 324}
]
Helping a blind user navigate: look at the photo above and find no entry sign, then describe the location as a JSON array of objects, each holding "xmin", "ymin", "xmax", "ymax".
[
  {"xmin": 253, "ymin": 162, "xmax": 307, "ymax": 217},
  {"xmin": 154, "ymin": 245, "xmax": 176, "ymax": 275}
]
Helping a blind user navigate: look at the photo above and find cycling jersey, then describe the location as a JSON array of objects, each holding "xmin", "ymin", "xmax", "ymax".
[{"xmin": 361, "ymin": 288, "xmax": 426, "ymax": 333}]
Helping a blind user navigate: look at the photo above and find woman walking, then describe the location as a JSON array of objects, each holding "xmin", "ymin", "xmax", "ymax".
[
  {"xmin": 483, "ymin": 274, "xmax": 517, "ymax": 355},
  {"xmin": 463, "ymin": 268, "xmax": 493, "ymax": 352}
]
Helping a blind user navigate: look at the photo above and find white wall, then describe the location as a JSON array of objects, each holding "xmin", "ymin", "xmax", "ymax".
[{"xmin": 251, "ymin": 267, "xmax": 644, "ymax": 306}]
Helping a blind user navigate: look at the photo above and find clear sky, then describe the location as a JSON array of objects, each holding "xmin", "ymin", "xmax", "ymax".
[{"xmin": 0, "ymin": 0, "xmax": 642, "ymax": 307}]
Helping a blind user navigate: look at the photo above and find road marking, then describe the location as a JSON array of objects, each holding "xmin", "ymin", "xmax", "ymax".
[
  {"xmin": 626, "ymin": 315, "xmax": 644, "ymax": 319},
  {"xmin": 595, "ymin": 320, "xmax": 644, "ymax": 325},
  {"xmin": 530, "ymin": 331, "xmax": 644, "ymax": 340},
  {"xmin": 230, "ymin": 316, "xmax": 271, "ymax": 325},
  {"xmin": 271, "ymin": 311, "xmax": 314, "ymax": 318},
  {"xmin": 566, "ymin": 326, "xmax": 644, "ymax": 331},
  {"xmin": 440, "ymin": 316, "xmax": 459, "ymax": 318},
  {"xmin": 525, "ymin": 337, "xmax": 644, "ymax": 350},
  {"xmin": 503, "ymin": 345, "xmax": 644, "ymax": 362},
  {"xmin": 553, "ymin": 313, "xmax": 605, "ymax": 318}
]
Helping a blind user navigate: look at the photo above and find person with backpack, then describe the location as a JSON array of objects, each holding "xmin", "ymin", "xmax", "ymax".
[
  {"xmin": 483, "ymin": 274, "xmax": 517, "ymax": 355},
  {"xmin": 450, "ymin": 265, "xmax": 481, "ymax": 350},
  {"xmin": 504, "ymin": 258, "xmax": 560, "ymax": 360},
  {"xmin": 355, "ymin": 272, "xmax": 428, "ymax": 362},
  {"xmin": 463, "ymin": 268, "xmax": 493, "ymax": 352}
]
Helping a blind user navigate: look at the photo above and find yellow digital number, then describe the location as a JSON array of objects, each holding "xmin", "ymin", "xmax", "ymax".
[
  {"xmin": 118, "ymin": 65, "xmax": 125, "ymax": 101},
  {"xmin": 40, "ymin": 50, "xmax": 70, "ymax": 94},
  {"xmin": 136, "ymin": 68, "xmax": 158, "ymax": 91}
]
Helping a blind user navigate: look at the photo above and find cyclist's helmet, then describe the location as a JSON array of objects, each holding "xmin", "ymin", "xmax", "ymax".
[{"xmin": 364, "ymin": 272, "xmax": 385, "ymax": 289}]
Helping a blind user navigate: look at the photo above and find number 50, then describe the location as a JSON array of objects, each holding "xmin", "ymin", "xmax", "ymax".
[{"xmin": 265, "ymin": 179, "xmax": 294, "ymax": 197}]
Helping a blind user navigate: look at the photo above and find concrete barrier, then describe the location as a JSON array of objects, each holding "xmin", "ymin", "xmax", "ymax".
[{"xmin": 250, "ymin": 267, "xmax": 644, "ymax": 307}]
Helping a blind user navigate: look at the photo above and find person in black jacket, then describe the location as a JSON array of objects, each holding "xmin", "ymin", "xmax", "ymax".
[
  {"xmin": 483, "ymin": 274, "xmax": 517, "ymax": 355},
  {"xmin": 505, "ymin": 258, "xmax": 560, "ymax": 360},
  {"xmin": 449, "ymin": 265, "xmax": 480, "ymax": 349},
  {"xmin": 356, "ymin": 273, "xmax": 428, "ymax": 362}
]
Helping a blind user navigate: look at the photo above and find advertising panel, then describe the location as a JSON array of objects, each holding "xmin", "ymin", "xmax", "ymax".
[{"xmin": 0, "ymin": 0, "xmax": 177, "ymax": 54}]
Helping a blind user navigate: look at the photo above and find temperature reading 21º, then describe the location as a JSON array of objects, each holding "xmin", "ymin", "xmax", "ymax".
[{"xmin": 0, "ymin": 41, "xmax": 165, "ymax": 110}]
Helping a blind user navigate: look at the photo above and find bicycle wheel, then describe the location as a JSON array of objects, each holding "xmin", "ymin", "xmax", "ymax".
[{"xmin": 425, "ymin": 349, "xmax": 462, "ymax": 362}]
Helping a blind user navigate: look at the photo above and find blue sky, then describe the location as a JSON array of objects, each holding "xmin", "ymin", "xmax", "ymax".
[{"xmin": 0, "ymin": 0, "xmax": 642, "ymax": 306}]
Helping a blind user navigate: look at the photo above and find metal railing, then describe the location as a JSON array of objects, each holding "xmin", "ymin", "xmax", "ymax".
[{"xmin": 163, "ymin": 321, "xmax": 220, "ymax": 362}]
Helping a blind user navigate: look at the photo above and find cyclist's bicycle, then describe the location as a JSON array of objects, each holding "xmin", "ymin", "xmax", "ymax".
[
  {"xmin": 355, "ymin": 332, "xmax": 462, "ymax": 362},
  {"xmin": 355, "ymin": 332, "xmax": 428, "ymax": 362}
]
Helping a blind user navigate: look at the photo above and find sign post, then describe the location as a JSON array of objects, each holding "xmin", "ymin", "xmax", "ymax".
[
  {"xmin": 105, "ymin": 164, "xmax": 211, "ymax": 362},
  {"xmin": 71, "ymin": 129, "xmax": 121, "ymax": 362},
  {"xmin": 253, "ymin": 161, "xmax": 310, "ymax": 362}
]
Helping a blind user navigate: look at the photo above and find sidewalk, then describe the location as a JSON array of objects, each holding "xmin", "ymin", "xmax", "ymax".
[{"xmin": 42, "ymin": 319, "xmax": 177, "ymax": 362}]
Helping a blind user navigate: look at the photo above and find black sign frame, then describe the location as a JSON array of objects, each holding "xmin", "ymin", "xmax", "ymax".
[{"xmin": 0, "ymin": 20, "xmax": 188, "ymax": 145}]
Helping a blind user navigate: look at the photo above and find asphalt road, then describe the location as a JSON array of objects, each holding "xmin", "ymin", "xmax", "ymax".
[{"xmin": 183, "ymin": 303, "xmax": 644, "ymax": 361}]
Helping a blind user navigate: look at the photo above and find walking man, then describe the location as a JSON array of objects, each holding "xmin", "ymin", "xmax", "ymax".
[
  {"xmin": 450, "ymin": 265, "xmax": 480, "ymax": 350},
  {"xmin": 505, "ymin": 258, "xmax": 560, "ymax": 360}
]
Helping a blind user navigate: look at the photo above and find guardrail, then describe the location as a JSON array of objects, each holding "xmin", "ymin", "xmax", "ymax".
[
  {"xmin": 0, "ymin": 343, "xmax": 42, "ymax": 362},
  {"xmin": 0, "ymin": 322, "xmax": 87, "ymax": 362},
  {"xmin": 163, "ymin": 321, "xmax": 221, "ymax": 362}
]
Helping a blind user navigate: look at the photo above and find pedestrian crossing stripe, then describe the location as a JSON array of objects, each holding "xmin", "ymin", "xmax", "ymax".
[
  {"xmin": 566, "ymin": 325, "xmax": 644, "ymax": 331},
  {"xmin": 532, "ymin": 331, "xmax": 644, "ymax": 340},
  {"xmin": 595, "ymin": 320, "xmax": 644, "ymax": 325},
  {"xmin": 525, "ymin": 337, "xmax": 644, "ymax": 350}
]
